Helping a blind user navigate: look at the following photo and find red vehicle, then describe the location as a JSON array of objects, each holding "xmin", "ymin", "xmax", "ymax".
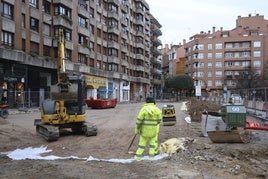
[{"xmin": 85, "ymin": 97, "xmax": 117, "ymax": 109}]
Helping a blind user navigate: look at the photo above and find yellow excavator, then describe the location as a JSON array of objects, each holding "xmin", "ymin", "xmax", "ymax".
[{"xmin": 34, "ymin": 29, "xmax": 97, "ymax": 141}]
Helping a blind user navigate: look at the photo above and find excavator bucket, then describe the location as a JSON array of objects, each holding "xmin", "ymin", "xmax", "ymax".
[{"xmin": 207, "ymin": 129, "xmax": 251, "ymax": 143}]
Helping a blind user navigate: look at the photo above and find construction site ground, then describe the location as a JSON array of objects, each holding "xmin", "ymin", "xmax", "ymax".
[{"xmin": 0, "ymin": 101, "xmax": 268, "ymax": 179}]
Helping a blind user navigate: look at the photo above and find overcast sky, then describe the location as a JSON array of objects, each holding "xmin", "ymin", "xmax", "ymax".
[{"xmin": 146, "ymin": 0, "xmax": 268, "ymax": 46}]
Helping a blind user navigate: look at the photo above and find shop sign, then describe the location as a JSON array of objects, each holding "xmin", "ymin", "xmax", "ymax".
[
  {"xmin": 4, "ymin": 77, "xmax": 18, "ymax": 82},
  {"xmin": 85, "ymin": 75, "xmax": 106, "ymax": 89}
]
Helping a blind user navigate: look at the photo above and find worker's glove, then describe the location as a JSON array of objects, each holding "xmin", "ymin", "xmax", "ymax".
[{"xmin": 134, "ymin": 127, "xmax": 140, "ymax": 134}]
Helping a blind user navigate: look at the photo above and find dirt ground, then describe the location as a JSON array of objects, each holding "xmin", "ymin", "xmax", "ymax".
[{"xmin": 0, "ymin": 101, "xmax": 268, "ymax": 179}]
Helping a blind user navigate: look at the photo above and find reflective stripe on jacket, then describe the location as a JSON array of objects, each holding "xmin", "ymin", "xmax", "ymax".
[{"xmin": 136, "ymin": 103, "xmax": 162, "ymax": 137}]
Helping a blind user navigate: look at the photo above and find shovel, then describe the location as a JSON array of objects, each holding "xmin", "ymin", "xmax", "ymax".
[{"xmin": 127, "ymin": 134, "xmax": 137, "ymax": 154}]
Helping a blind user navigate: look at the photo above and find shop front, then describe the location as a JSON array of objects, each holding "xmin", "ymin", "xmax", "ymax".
[
  {"xmin": 84, "ymin": 75, "xmax": 107, "ymax": 99},
  {"xmin": 0, "ymin": 76, "xmax": 26, "ymax": 108}
]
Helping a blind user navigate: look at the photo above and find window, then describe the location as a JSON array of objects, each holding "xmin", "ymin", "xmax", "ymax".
[
  {"xmin": 2, "ymin": 2, "xmax": 13, "ymax": 19},
  {"xmin": 65, "ymin": 49, "xmax": 71, "ymax": 60},
  {"xmin": 215, "ymin": 80, "xmax": 222, "ymax": 86},
  {"xmin": 78, "ymin": 53, "xmax": 87, "ymax": 64},
  {"xmin": 207, "ymin": 53, "xmax": 212, "ymax": 59},
  {"xmin": 89, "ymin": 41, "xmax": 94, "ymax": 51},
  {"xmin": 207, "ymin": 62, "xmax": 213, "ymax": 68},
  {"xmin": 215, "ymin": 71, "xmax": 222, "ymax": 77},
  {"xmin": 1, "ymin": 31, "xmax": 13, "ymax": 46},
  {"xmin": 242, "ymin": 42, "xmax": 250, "ymax": 48},
  {"xmin": 253, "ymin": 60, "xmax": 261, "ymax": 67},
  {"xmin": 215, "ymin": 43, "xmax": 222, "ymax": 49},
  {"xmin": 96, "ymin": 61, "xmax": 100, "ymax": 69},
  {"xmin": 109, "ymin": 48, "xmax": 118, "ymax": 57},
  {"xmin": 78, "ymin": 34, "xmax": 87, "ymax": 45},
  {"xmin": 108, "ymin": 63, "xmax": 118, "ymax": 72},
  {"xmin": 207, "ymin": 44, "xmax": 212, "ymax": 50},
  {"xmin": 250, "ymin": 31, "xmax": 257, "ymax": 36},
  {"xmin": 65, "ymin": 30, "xmax": 71, "ymax": 40},
  {"xmin": 108, "ymin": 3, "xmax": 118, "ymax": 13},
  {"xmin": 97, "ymin": 28, "xmax": 101, "ymax": 37},
  {"xmin": 254, "ymin": 51, "xmax": 261, "ymax": 57},
  {"xmin": 225, "ymin": 52, "xmax": 233, "ymax": 59},
  {"xmin": 225, "ymin": 43, "xmax": 232, "ymax": 49},
  {"xmin": 43, "ymin": 0, "xmax": 50, "ymax": 14},
  {"xmin": 30, "ymin": 0, "xmax": 38, "ymax": 8},
  {"xmin": 89, "ymin": 7, "xmax": 94, "ymax": 18},
  {"xmin": 215, "ymin": 62, "xmax": 222, "ymax": 68},
  {"xmin": 242, "ymin": 51, "xmax": 250, "ymax": 57},
  {"xmin": 234, "ymin": 43, "xmax": 239, "ymax": 48},
  {"xmin": 89, "ymin": 58, "xmax": 94, "ymax": 67},
  {"xmin": 97, "ymin": 44, "xmax": 101, "ymax": 53},
  {"xmin": 207, "ymin": 80, "xmax": 212, "ymax": 86},
  {"xmin": 89, "ymin": 24, "xmax": 94, "ymax": 34},
  {"xmin": 78, "ymin": 15, "xmax": 87, "ymax": 28},
  {"xmin": 43, "ymin": 45, "xmax": 50, "ymax": 56},
  {"xmin": 242, "ymin": 61, "xmax": 250, "ymax": 67},
  {"xmin": 234, "ymin": 52, "xmax": 240, "ymax": 58},
  {"xmin": 254, "ymin": 41, "xmax": 261, "ymax": 47},
  {"xmin": 225, "ymin": 62, "xmax": 233, "ymax": 67},
  {"xmin": 30, "ymin": 17, "xmax": 39, "ymax": 32},
  {"xmin": 230, "ymin": 62, "xmax": 237, "ymax": 67},
  {"xmin": 208, "ymin": 71, "xmax": 212, "ymax": 77},
  {"xmin": 30, "ymin": 41, "xmax": 39, "ymax": 54},
  {"xmin": 43, "ymin": 23, "xmax": 50, "ymax": 36},
  {"xmin": 215, "ymin": 53, "xmax": 222, "ymax": 58},
  {"xmin": 54, "ymin": 5, "xmax": 71, "ymax": 17},
  {"xmin": 199, "ymin": 53, "xmax": 204, "ymax": 59}
]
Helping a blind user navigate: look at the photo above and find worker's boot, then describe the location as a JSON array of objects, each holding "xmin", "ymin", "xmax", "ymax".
[{"xmin": 134, "ymin": 155, "xmax": 141, "ymax": 160}]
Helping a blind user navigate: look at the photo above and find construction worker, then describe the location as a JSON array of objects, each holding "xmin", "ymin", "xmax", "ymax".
[{"xmin": 134, "ymin": 97, "xmax": 162, "ymax": 160}]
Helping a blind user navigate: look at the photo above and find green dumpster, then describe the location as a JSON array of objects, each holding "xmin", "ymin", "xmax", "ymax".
[{"xmin": 221, "ymin": 105, "xmax": 246, "ymax": 128}]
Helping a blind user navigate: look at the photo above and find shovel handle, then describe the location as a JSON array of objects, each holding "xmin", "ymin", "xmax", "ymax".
[{"xmin": 127, "ymin": 134, "xmax": 137, "ymax": 152}]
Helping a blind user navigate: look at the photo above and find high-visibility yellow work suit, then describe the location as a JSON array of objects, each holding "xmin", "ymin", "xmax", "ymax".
[{"xmin": 134, "ymin": 102, "xmax": 162, "ymax": 159}]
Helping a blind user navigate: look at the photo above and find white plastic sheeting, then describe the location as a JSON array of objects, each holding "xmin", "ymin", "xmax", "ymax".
[{"xmin": 1, "ymin": 146, "xmax": 168, "ymax": 163}]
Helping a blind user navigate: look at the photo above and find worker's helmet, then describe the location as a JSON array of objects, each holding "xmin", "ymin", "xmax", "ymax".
[{"xmin": 146, "ymin": 97, "xmax": 155, "ymax": 104}]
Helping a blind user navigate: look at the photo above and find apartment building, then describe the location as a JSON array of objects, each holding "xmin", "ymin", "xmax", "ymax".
[
  {"xmin": 184, "ymin": 14, "xmax": 268, "ymax": 97},
  {"xmin": 0, "ymin": 0, "xmax": 162, "ymax": 107}
]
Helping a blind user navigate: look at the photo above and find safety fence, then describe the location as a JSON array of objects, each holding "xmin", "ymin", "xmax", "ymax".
[{"xmin": 200, "ymin": 96, "xmax": 268, "ymax": 120}]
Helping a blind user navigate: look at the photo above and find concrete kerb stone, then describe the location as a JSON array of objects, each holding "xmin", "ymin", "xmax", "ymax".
[{"xmin": 8, "ymin": 108, "xmax": 40, "ymax": 115}]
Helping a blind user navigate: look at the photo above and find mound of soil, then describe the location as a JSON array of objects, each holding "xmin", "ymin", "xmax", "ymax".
[{"xmin": 188, "ymin": 98, "xmax": 221, "ymax": 122}]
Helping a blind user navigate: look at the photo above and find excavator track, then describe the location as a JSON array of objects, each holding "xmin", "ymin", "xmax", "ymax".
[
  {"xmin": 82, "ymin": 122, "xmax": 98, "ymax": 136},
  {"xmin": 34, "ymin": 119, "xmax": 60, "ymax": 141},
  {"xmin": 34, "ymin": 119, "xmax": 97, "ymax": 141}
]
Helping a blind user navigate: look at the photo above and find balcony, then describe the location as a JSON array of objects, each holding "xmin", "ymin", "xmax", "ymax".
[
  {"xmin": 108, "ymin": 26, "xmax": 120, "ymax": 35},
  {"xmin": 136, "ymin": 54, "xmax": 144, "ymax": 60},
  {"xmin": 107, "ymin": 55, "xmax": 120, "ymax": 64},
  {"xmin": 107, "ymin": 11, "xmax": 119, "ymax": 19},
  {"xmin": 53, "ymin": 15, "xmax": 73, "ymax": 29},
  {"xmin": 78, "ymin": 5, "xmax": 89, "ymax": 18},
  {"xmin": 53, "ymin": 0, "xmax": 73, "ymax": 8},
  {"xmin": 108, "ymin": 40, "xmax": 120, "ymax": 49}
]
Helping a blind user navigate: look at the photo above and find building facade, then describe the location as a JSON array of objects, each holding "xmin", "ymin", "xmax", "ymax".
[
  {"xmin": 0, "ymin": 0, "xmax": 162, "ymax": 107},
  {"xmin": 184, "ymin": 14, "xmax": 268, "ymax": 98}
]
